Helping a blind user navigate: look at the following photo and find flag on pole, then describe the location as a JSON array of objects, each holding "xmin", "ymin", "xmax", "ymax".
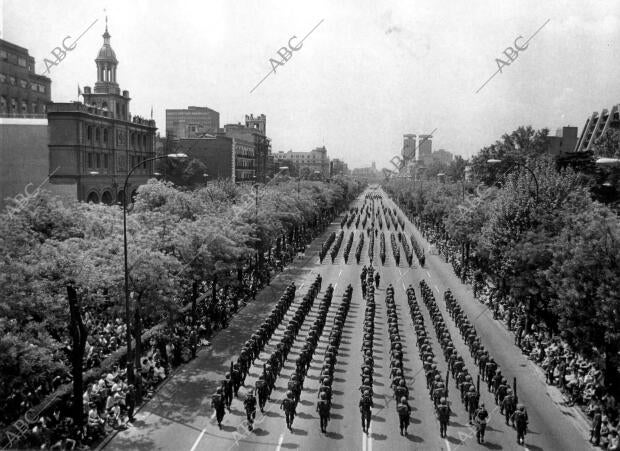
[{"xmin": 150, "ymin": 105, "xmax": 153, "ymax": 119}]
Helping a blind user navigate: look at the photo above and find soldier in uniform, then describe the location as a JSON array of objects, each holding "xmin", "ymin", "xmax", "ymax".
[
  {"xmin": 359, "ymin": 390, "xmax": 373, "ymax": 433},
  {"xmin": 316, "ymin": 392, "xmax": 331, "ymax": 433},
  {"xmin": 243, "ymin": 390, "xmax": 257, "ymax": 431},
  {"xmin": 511, "ymin": 404, "xmax": 529, "ymax": 445},
  {"xmin": 474, "ymin": 403, "xmax": 489, "ymax": 444},
  {"xmin": 255, "ymin": 376, "xmax": 267, "ymax": 413},
  {"xmin": 397, "ymin": 397, "xmax": 411, "ymax": 436},
  {"xmin": 437, "ymin": 398, "xmax": 450, "ymax": 438},
  {"xmin": 467, "ymin": 387, "xmax": 480, "ymax": 424},
  {"xmin": 281, "ymin": 391, "xmax": 296, "ymax": 431},
  {"xmin": 211, "ymin": 387, "xmax": 226, "ymax": 429},
  {"xmin": 502, "ymin": 388, "xmax": 516, "ymax": 425}
]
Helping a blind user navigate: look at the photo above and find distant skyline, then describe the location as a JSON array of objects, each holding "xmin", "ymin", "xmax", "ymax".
[{"xmin": 3, "ymin": 0, "xmax": 620, "ymax": 169}]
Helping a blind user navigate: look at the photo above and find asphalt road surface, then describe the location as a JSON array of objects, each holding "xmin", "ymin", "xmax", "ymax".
[{"xmin": 104, "ymin": 187, "xmax": 593, "ymax": 451}]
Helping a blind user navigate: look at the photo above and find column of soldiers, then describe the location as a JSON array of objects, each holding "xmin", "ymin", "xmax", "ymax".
[
  {"xmin": 316, "ymin": 284, "xmax": 353, "ymax": 433},
  {"xmin": 233, "ymin": 276, "xmax": 320, "ymax": 431},
  {"xmin": 407, "ymin": 284, "xmax": 451, "ymax": 438},
  {"xmin": 359, "ymin": 267, "xmax": 376, "ymax": 434},
  {"xmin": 280, "ymin": 282, "xmax": 334, "ymax": 431},
  {"xmin": 384, "ymin": 284, "xmax": 413, "ymax": 436},
  {"xmin": 211, "ymin": 282, "xmax": 298, "ymax": 429},
  {"xmin": 420, "ymin": 281, "xmax": 490, "ymax": 443},
  {"xmin": 444, "ymin": 289, "xmax": 530, "ymax": 445},
  {"xmin": 390, "ymin": 232, "xmax": 401, "ymax": 266}
]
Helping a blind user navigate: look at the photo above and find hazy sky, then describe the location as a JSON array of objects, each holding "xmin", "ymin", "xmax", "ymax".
[{"xmin": 3, "ymin": 0, "xmax": 620, "ymax": 168}]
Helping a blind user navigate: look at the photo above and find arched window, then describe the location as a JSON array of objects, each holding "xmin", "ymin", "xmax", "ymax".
[
  {"xmin": 87, "ymin": 126, "xmax": 92, "ymax": 142},
  {"xmin": 103, "ymin": 128, "xmax": 108, "ymax": 144},
  {"xmin": 21, "ymin": 100, "xmax": 27, "ymax": 114},
  {"xmin": 101, "ymin": 191, "xmax": 113, "ymax": 205},
  {"xmin": 0, "ymin": 96, "xmax": 6, "ymax": 113},
  {"xmin": 95, "ymin": 128, "xmax": 100, "ymax": 142},
  {"xmin": 86, "ymin": 191, "xmax": 99, "ymax": 203}
]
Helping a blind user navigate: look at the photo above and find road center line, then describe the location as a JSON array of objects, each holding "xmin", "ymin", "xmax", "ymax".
[
  {"xmin": 275, "ymin": 433, "xmax": 284, "ymax": 451},
  {"xmin": 426, "ymin": 270, "xmax": 431, "ymax": 277},
  {"xmin": 210, "ymin": 411, "xmax": 216, "ymax": 420},
  {"xmin": 338, "ymin": 269, "xmax": 342, "ymax": 278},
  {"xmin": 362, "ymin": 431, "xmax": 367, "ymax": 451},
  {"xmin": 434, "ymin": 284, "xmax": 440, "ymax": 293},
  {"xmin": 368, "ymin": 424, "xmax": 372, "ymax": 451},
  {"xmin": 189, "ymin": 428, "xmax": 206, "ymax": 451}
]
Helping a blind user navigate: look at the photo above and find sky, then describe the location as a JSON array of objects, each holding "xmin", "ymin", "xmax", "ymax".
[{"xmin": 2, "ymin": 0, "xmax": 620, "ymax": 169}]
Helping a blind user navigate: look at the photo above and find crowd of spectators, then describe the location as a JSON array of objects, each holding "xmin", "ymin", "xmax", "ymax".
[{"xmin": 1, "ymin": 216, "xmax": 333, "ymax": 449}]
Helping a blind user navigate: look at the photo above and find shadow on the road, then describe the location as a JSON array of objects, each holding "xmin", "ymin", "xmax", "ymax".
[
  {"xmin": 449, "ymin": 420, "xmax": 464, "ymax": 427},
  {"xmin": 371, "ymin": 432, "xmax": 388, "ymax": 440},
  {"xmin": 280, "ymin": 442, "xmax": 299, "ymax": 449},
  {"xmin": 371, "ymin": 415, "xmax": 386, "ymax": 422},
  {"xmin": 297, "ymin": 412, "xmax": 315, "ymax": 420},
  {"xmin": 331, "ymin": 403, "xmax": 344, "ymax": 410},
  {"xmin": 446, "ymin": 436, "xmax": 461, "ymax": 444},
  {"xmin": 326, "ymin": 431, "xmax": 344, "ymax": 439},
  {"xmin": 331, "ymin": 413, "xmax": 343, "ymax": 420},
  {"xmin": 221, "ymin": 424, "xmax": 237, "ymax": 432},
  {"xmin": 406, "ymin": 434, "xmax": 423, "ymax": 442},
  {"xmin": 263, "ymin": 410, "xmax": 280, "ymax": 418},
  {"xmin": 253, "ymin": 427, "xmax": 270, "ymax": 436},
  {"xmin": 482, "ymin": 441, "xmax": 503, "ymax": 450},
  {"xmin": 299, "ymin": 400, "xmax": 312, "ymax": 406},
  {"xmin": 291, "ymin": 427, "xmax": 308, "ymax": 436},
  {"xmin": 410, "ymin": 417, "xmax": 421, "ymax": 424}
]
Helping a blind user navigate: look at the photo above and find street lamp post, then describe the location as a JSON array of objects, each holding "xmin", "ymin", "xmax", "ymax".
[
  {"xmin": 203, "ymin": 173, "xmax": 209, "ymax": 187},
  {"xmin": 122, "ymin": 153, "xmax": 187, "ymax": 388},
  {"xmin": 487, "ymin": 159, "xmax": 539, "ymax": 203}
]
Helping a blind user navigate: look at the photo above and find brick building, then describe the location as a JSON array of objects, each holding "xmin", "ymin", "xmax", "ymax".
[
  {"xmin": 47, "ymin": 23, "xmax": 157, "ymax": 203},
  {"xmin": 0, "ymin": 38, "xmax": 51, "ymax": 117},
  {"xmin": 166, "ymin": 106, "xmax": 220, "ymax": 139},
  {"xmin": 223, "ymin": 114, "xmax": 270, "ymax": 182}
]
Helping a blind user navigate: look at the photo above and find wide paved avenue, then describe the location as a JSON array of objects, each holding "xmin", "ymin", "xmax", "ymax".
[{"xmin": 105, "ymin": 187, "xmax": 592, "ymax": 451}]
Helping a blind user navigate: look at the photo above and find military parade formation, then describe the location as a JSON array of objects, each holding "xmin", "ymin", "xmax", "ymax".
[{"xmin": 206, "ymin": 190, "xmax": 538, "ymax": 447}]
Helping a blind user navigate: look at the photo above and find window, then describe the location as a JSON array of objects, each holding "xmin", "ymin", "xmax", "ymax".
[
  {"xmin": 21, "ymin": 100, "xmax": 27, "ymax": 113},
  {"xmin": 38, "ymin": 85, "xmax": 45, "ymax": 93},
  {"xmin": 18, "ymin": 57, "xmax": 26, "ymax": 67},
  {"xmin": 96, "ymin": 153, "xmax": 100, "ymax": 168},
  {"xmin": 131, "ymin": 133, "xmax": 135, "ymax": 148},
  {"xmin": 0, "ymin": 96, "xmax": 6, "ymax": 113},
  {"xmin": 95, "ymin": 128, "xmax": 100, "ymax": 142},
  {"xmin": 9, "ymin": 76, "xmax": 16, "ymax": 85},
  {"xmin": 31, "ymin": 83, "xmax": 38, "ymax": 92},
  {"xmin": 142, "ymin": 156, "xmax": 147, "ymax": 169},
  {"xmin": 103, "ymin": 129, "xmax": 108, "ymax": 144},
  {"xmin": 19, "ymin": 79, "xmax": 27, "ymax": 89},
  {"xmin": 88, "ymin": 153, "xmax": 93, "ymax": 168},
  {"xmin": 87, "ymin": 126, "xmax": 92, "ymax": 142},
  {"xmin": 143, "ymin": 135, "xmax": 147, "ymax": 149},
  {"xmin": 0, "ymin": 73, "xmax": 5, "ymax": 83},
  {"xmin": 0, "ymin": 50, "xmax": 7, "ymax": 59},
  {"xmin": 31, "ymin": 102, "xmax": 36, "ymax": 113},
  {"xmin": 104, "ymin": 154, "xmax": 108, "ymax": 169},
  {"xmin": 10, "ymin": 98, "xmax": 17, "ymax": 112}
]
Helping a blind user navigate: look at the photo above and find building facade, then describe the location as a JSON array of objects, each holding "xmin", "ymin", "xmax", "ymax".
[
  {"xmin": 47, "ymin": 24, "xmax": 157, "ymax": 204},
  {"xmin": 223, "ymin": 115, "xmax": 270, "ymax": 182},
  {"xmin": 418, "ymin": 134, "xmax": 433, "ymax": 166},
  {"xmin": 546, "ymin": 126, "xmax": 578, "ymax": 157},
  {"xmin": 0, "ymin": 38, "xmax": 51, "ymax": 117},
  {"xmin": 403, "ymin": 134, "xmax": 416, "ymax": 160},
  {"xmin": 330, "ymin": 158, "xmax": 349, "ymax": 176},
  {"xmin": 176, "ymin": 136, "xmax": 233, "ymax": 182},
  {"xmin": 273, "ymin": 146, "xmax": 330, "ymax": 178},
  {"xmin": 575, "ymin": 106, "xmax": 620, "ymax": 152},
  {"xmin": 166, "ymin": 106, "xmax": 220, "ymax": 139},
  {"xmin": 432, "ymin": 148, "xmax": 454, "ymax": 165}
]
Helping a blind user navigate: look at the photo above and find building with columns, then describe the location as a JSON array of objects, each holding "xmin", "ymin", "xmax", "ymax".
[{"xmin": 47, "ymin": 22, "xmax": 157, "ymax": 204}]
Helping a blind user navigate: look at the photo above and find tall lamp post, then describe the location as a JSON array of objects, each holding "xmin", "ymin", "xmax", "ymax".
[
  {"xmin": 122, "ymin": 153, "xmax": 187, "ymax": 387},
  {"xmin": 487, "ymin": 159, "xmax": 539, "ymax": 202}
]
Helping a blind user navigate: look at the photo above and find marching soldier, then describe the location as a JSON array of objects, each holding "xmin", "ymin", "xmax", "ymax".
[
  {"xmin": 397, "ymin": 397, "xmax": 411, "ymax": 436},
  {"xmin": 502, "ymin": 388, "xmax": 516, "ymax": 426},
  {"xmin": 281, "ymin": 391, "xmax": 296, "ymax": 431},
  {"xmin": 437, "ymin": 398, "xmax": 450, "ymax": 438},
  {"xmin": 474, "ymin": 403, "xmax": 489, "ymax": 444},
  {"xmin": 359, "ymin": 390, "xmax": 373, "ymax": 433},
  {"xmin": 243, "ymin": 390, "xmax": 257, "ymax": 431},
  {"xmin": 316, "ymin": 392, "xmax": 331, "ymax": 433},
  {"xmin": 511, "ymin": 404, "xmax": 529, "ymax": 445},
  {"xmin": 211, "ymin": 387, "xmax": 226, "ymax": 429}
]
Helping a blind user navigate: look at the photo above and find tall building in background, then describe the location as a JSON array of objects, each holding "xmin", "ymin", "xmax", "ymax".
[
  {"xmin": 0, "ymin": 38, "xmax": 52, "ymax": 210},
  {"xmin": 47, "ymin": 22, "xmax": 157, "ymax": 204},
  {"xmin": 418, "ymin": 134, "xmax": 433, "ymax": 166},
  {"xmin": 402, "ymin": 134, "xmax": 416, "ymax": 160},
  {"xmin": 330, "ymin": 158, "xmax": 349, "ymax": 176},
  {"xmin": 432, "ymin": 148, "xmax": 453, "ymax": 165},
  {"xmin": 166, "ymin": 106, "xmax": 220, "ymax": 139},
  {"xmin": 574, "ymin": 105, "xmax": 620, "ymax": 152}
]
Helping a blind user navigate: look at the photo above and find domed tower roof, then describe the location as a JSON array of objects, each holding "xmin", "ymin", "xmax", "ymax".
[{"xmin": 95, "ymin": 18, "xmax": 118, "ymax": 64}]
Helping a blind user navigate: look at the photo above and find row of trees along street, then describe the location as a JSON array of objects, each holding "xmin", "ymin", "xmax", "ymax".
[
  {"xmin": 383, "ymin": 126, "xmax": 620, "ymax": 391},
  {"xmin": 0, "ymin": 176, "xmax": 363, "ymax": 438}
]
